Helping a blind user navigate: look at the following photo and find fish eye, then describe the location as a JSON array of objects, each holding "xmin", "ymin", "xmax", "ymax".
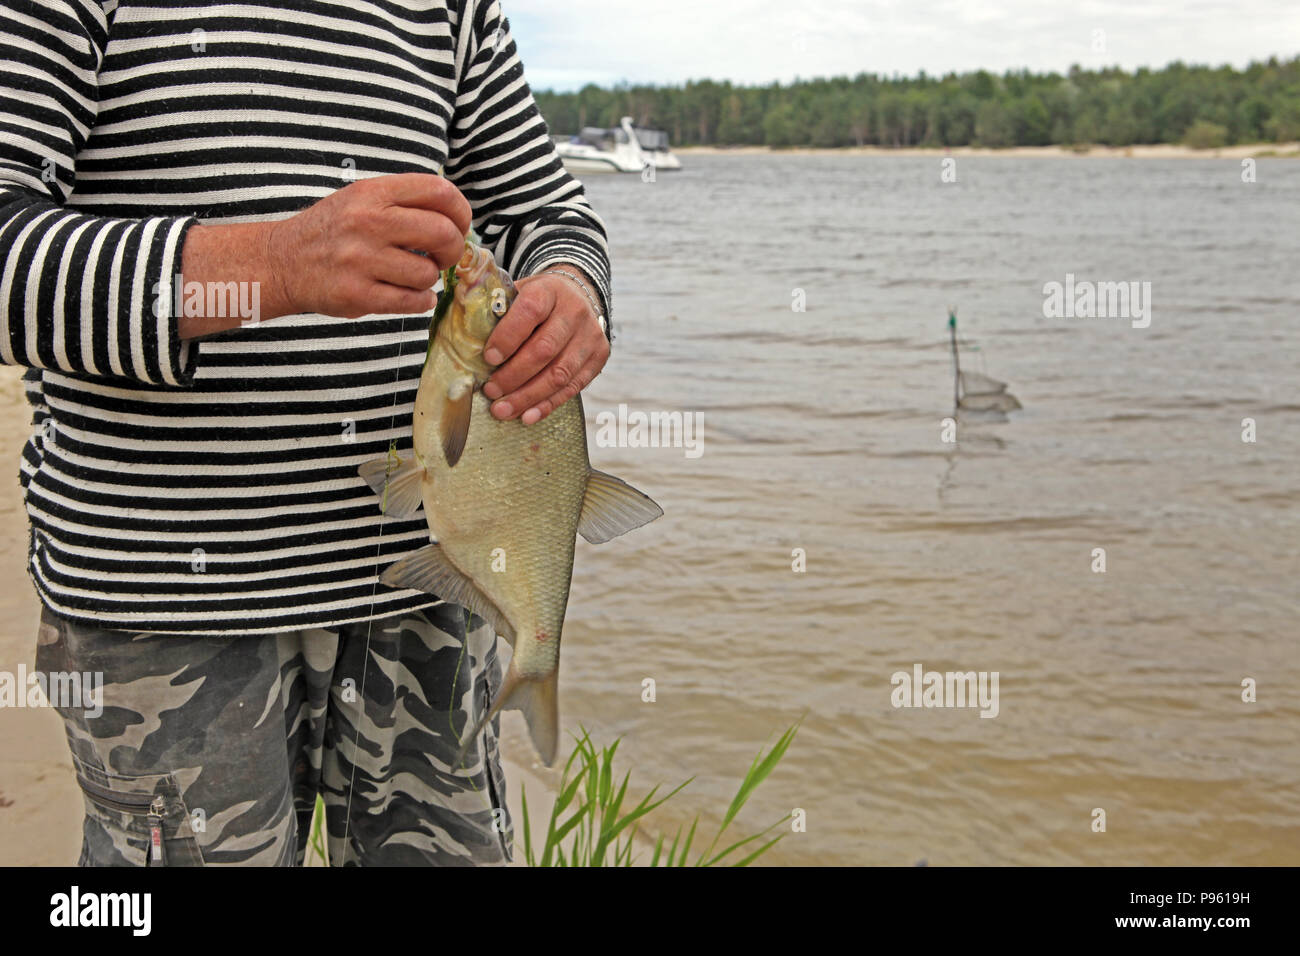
[{"xmin": 490, "ymin": 288, "xmax": 508, "ymax": 317}]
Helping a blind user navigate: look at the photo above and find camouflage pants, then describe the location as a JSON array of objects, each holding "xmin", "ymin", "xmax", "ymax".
[{"xmin": 35, "ymin": 601, "xmax": 513, "ymax": 866}]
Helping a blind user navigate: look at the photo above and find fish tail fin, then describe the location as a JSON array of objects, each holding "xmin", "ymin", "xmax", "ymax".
[
  {"xmin": 451, "ymin": 664, "xmax": 560, "ymax": 771},
  {"xmin": 509, "ymin": 669, "xmax": 560, "ymax": 767}
]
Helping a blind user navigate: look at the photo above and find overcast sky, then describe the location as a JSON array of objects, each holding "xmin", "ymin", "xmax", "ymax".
[{"xmin": 505, "ymin": 0, "xmax": 1300, "ymax": 91}]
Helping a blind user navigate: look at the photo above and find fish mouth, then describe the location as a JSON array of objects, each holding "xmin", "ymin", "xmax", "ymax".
[
  {"xmin": 453, "ymin": 241, "xmax": 516, "ymax": 307},
  {"xmin": 454, "ymin": 242, "xmax": 494, "ymax": 291}
]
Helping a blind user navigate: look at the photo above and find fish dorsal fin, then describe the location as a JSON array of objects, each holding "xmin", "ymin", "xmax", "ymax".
[
  {"xmin": 441, "ymin": 380, "xmax": 474, "ymax": 467},
  {"xmin": 358, "ymin": 452, "xmax": 425, "ymax": 518},
  {"xmin": 380, "ymin": 543, "xmax": 515, "ymax": 645},
  {"xmin": 578, "ymin": 469, "xmax": 664, "ymax": 544}
]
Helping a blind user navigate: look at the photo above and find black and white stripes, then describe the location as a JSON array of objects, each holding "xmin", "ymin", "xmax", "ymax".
[{"xmin": 0, "ymin": 0, "xmax": 612, "ymax": 633}]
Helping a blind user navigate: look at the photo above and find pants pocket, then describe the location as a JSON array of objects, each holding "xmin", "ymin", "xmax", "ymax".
[{"xmin": 73, "ymin": 760, "xmax": 205, "ymax": 867}]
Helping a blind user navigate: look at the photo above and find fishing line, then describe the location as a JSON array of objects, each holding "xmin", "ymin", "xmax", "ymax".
[
  {"xmin": 448, "ymin": 611, "xmax": 469, "ymax": 751},
  {"xmin": 340, "ymin": 306, "xmax": 413, "ymax": 865}
]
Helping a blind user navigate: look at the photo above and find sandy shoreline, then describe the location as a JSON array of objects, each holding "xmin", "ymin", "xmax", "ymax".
[{"xmin": 677, "ymin": 141, "xmax": 1300, "ymax": 159}]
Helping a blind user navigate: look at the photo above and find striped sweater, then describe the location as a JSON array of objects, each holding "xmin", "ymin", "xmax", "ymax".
[{"xmin": 0, "ymin": 0, "xmax": 612, "ymax": 634}]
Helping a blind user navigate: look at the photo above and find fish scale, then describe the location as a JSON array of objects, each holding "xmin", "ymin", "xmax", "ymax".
[{"xmin": 419, "ymin": 388, "xmax": 588, "ymax": 679}]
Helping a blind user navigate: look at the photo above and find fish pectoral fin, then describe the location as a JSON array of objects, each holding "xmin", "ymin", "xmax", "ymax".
[
  {"xmin": 452, "ymin": 664, "xmax": 559, "ymax": 771},
  {"xmin": 578, "ymin": 469, "xmax": 665, "ymax": 544},
  {"xmin": 379, "ymin": 543, "xmax": 515, "ymax": 645},
  {"xmin": 358, "ymin": 454, "xmax": 425, "ymax": 519},
  {"xmin": 440, "ymin": 380, "xmax": 474, "ymax": 467}
]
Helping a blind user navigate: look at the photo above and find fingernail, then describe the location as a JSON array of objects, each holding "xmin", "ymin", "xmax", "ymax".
[
  {"xmin": 522, "ymin": 407, "xmax": 541, "ymax": 425},
  {"xmin": 492, "ymin": 400, "xmax": 512, "ymax": 419},
  {"xmin": 482, "ymin": 382, "xmax": 502, "ymax": 400},
  {"xmin": 484, "ymin": 348, "xmax": 503, "ymax": 365}
]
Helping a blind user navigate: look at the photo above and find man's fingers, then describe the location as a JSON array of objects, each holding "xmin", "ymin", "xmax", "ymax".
[
  {"xmin": 366, "ymin": 281, "xmax": 438, "ymax": 317},
  {"xmin": 517, "ymin": 350, "xmax": 604, "ymax": 425},
  {"xmin": 371, "ymin": 173, "xmax": 473, "ymax": 237},
  {"xmin": 489, "ymin": 333, "xmax": 600, "ymax": 422},
  {"xmin": 483, "ymin": 280, "xmax": 558, "ymax": 373},
  {"xmin": 373, "ymin": 248, "xmax": 441, "ymax": 291},
  {"xmin": 381, "ymin": 208, "xmax": 466, "ymax": 267},
  {"xmin": 485, "ymin": 309, "xmax": 575, "ymax": 402}
]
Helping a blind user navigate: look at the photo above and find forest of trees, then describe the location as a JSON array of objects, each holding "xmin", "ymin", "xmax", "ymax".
[{"xmin": 533, "ymin": 57, "xmax": 1300, "ymax": 149}]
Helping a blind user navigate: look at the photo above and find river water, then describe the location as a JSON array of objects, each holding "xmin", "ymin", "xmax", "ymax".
[
  {"xmin": 558, "ymin": 154, "xmax": 1300, "ymax": 864},
  {"xmin": 2, "ymin": 154, "xmax": 1297, "ymax": 864}
]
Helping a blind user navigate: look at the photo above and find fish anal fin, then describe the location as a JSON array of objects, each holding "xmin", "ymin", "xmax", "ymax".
[
  {"xmin": 358, "ymin": 453, "xmax": 425, "ymax": 518},
  {"xmin": 578, "ymin": 469, "xmax": 664, "ymax": 544},
  {"xmin": 441, "ymin": 381, "xmax": 473, "ymax": 467},
  {"xmin": 380, "ymin": 543, "xmax": 514, "ymax": 645},
  {"xmin": 452, "ymin": 664, "xmax": 559, "ymax": 770}
]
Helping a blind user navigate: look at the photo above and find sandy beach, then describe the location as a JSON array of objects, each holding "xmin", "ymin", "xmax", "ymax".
[{"xmin": 676, "ymin": 141, "xmax": 1300, "ymax": 159}]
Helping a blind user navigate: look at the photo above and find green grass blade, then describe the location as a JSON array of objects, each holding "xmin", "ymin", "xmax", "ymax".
[
  {"xmin": 722, "ymin": 724, "xmax": 799, "ymax": 833},
  {"xmin": 520, "ymin": 782, "xmax": 534, "ymax": 867},
  {"xmin": 678, "ymin": 816, "xmax": 699, "ymax": 866},
  {"xmin": 308, "ymin": 794, "xmax": 327, "ymax": 865},
  {"xmin": 730, "ymin": 833, "xmax": 786, "ymax": 867},
  {"xmin": 699, "ymin": 814, "xmax": 791, "ymax": 866},
  {"xmin": 551, "ymin": 804, "xmax": 591, "ymax": 846},
  {"xmin": 703, "ymin": 722, "xmax": 800, "ymax": 861},
  {"xmin": 663, "ymin": 826, "xmax": 682, "ymax": 867}
]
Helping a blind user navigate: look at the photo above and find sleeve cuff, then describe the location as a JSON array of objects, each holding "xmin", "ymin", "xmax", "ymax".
[{"xmin": 150, "ymin": 215, "xmax": 202, "ymax": 387}]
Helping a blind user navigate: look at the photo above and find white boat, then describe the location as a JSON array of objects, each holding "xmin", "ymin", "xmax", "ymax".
[{"xmin": 554, "ymin": 116, "xmax": 682, "ymax": 174}]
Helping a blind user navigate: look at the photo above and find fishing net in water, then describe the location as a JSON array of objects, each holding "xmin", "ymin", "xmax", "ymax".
[
  {"xmin": 947, "ymin": 311, "xmax": 1021, "ymax": 413},
  {"xmin": 957, "ymin": 369, "xmax": 1022, "ymax": 412}
]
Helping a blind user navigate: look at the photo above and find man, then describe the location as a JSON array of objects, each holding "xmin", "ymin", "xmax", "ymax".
[{"xmin": 0, "ymin": 0, "xmax": 612, "ymax": 865}]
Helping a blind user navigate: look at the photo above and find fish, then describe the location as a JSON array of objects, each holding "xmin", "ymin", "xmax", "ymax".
[{"xmin": 358, "ymin": 240, "xmax": 663, "ymax": 768}]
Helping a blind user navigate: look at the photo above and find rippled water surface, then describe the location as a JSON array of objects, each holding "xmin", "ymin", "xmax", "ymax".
[{"xmin": 556, "ymin": 155, "xmax": 1299, "ymax": 864}]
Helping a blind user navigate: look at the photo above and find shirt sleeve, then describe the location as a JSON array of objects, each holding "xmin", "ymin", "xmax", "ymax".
[
  {"xmin": 0, "ymin": 0, "xmax": 199, "ymax": 387},
  {"xmin": 444, "ymin": 0, "xmax": 614, "ymax": 341}
]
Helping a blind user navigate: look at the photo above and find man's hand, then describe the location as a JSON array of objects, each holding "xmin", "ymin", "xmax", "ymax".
[
  {"xmin": 179, "ymin": 173, "xmax": 471, "ymax": 338},
  {"xmin": 267, "ymin": 173, "xmax": 471, "ymax": 319},
  {"xmin": 481, "ymin": 269, "xmax": 609, "ymax": 424}
]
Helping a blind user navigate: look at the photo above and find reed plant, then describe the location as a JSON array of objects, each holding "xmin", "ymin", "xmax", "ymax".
[{"xmin": 520, "ymin": 723, "xmax": 798, "ymax": 867}]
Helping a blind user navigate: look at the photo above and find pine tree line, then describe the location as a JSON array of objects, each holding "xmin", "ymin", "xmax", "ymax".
[{"xmin": 533, "ymin": 58, "xmax": 1300, "ymax": 149}]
